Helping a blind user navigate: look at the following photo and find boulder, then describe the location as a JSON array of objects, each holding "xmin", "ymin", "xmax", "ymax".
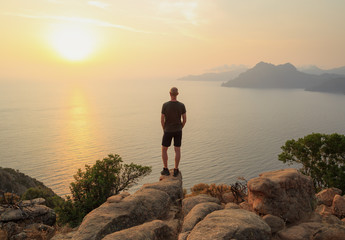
[
  {"xmin": 0, "ymin": 222, "xmax": 55, "ymax": 240},
  {"xmin": 222, "ymin": 192, "xmax": 236, "ymax": 203},
  {"xmin": 106, "ymin": 192, "xmax": 130, "ymax": 203},
  {"xmin": 312, "ymin": 225, "xmax": 345, "ymax": 240},
  {"xmin": 321, "ymin": 214, "xmax": 344, "ymax": 225},
  {"xmin": 224, "ymin": 202, "xmax": 240, "ymax": 210},
  {"xmin": 0, "ymin": 204, "xmax": 56, "ymax": 226},
  {"xmin": 21, "ymin": 198, "xmax": 46, "ymax": 206},
  {"xmin": 239, "ymin": 201, "xmax": 251, "ymax": 211},
  {"xmin": 143, "ymin": 171, "xmax": 183, "ymax": 203},
  {"xmin": 276, "ymin": 222, "xmax": 324, "ymax": 240},
  {"xmin": 102, "ymin": 220, "xmax": 174, "ymax": 240},
  {"xmin": 277, "ymin": 222, "xmax": 345, "ymax": 240},
  {"xmin": 332, "ymin": 194, "xmax": 345, "ymax": 218},
  {"xmin": 316, "ymin": 188, "xmax": 342, "ymax": 206},
  {"xmin": 187, "ymin": 208, "xmax": 271, "ymax": 240},
  {"xmin": 182, "ymin": 194, "xmax": 220, "ymax": 217},
  {"xmin": 262, "ymin": 214, "xmax": 285, "ymax": 234},
  {"xmin": 315, "ymin": 204, "xmax": 332, "ymax": 216},
  {"xmin": 181, "ymin": 202, "xmax": 221, "ymax": 233},
  {"xmin": 178, "ymin": 231, "xmax": 189, "ymax": 240},
  {"xmin": 51, "ymin": 230, "xmax": 76, "ymax": 240},
  {"xmin": 247, "ymin": 168, "xmax": 315, "ymax": 224},
  {"xmin": 73, "ymin": 188, "xmax": 171, "ymax": 240}
]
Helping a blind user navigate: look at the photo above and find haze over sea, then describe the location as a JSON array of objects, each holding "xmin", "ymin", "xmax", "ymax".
[{"xmin": 1, "ymin": 79, "xmax": 345, "ymax": 196}]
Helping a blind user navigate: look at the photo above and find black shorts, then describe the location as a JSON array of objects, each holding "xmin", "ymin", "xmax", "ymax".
[{"xmin": 162, "ymin": 131, "xmax": 182, "ymax": 147}]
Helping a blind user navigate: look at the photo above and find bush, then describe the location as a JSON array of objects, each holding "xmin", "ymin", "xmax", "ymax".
[
  {"xmin": 56, "ymin": 154, "xmax": 151, "ymax": 227},
  {"xmin": 22, "ymin": 187, "xmax": 63, "ymax": 209},
  {"xmin": 186, "ymin": 179, "xmax": 247, "ymax": 204},
  {"xmin": 279, "ymin": 133, "xmax": 345, "ymax": 192},
  {"xmin": 0, "ymin": 192, "xmax": 20, "ymax": 205}
]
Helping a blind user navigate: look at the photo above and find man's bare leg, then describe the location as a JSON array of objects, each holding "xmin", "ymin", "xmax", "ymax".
[
  {"xmin": 162, "ymin": 146, "xmax": 168, "ymax": 168},
  {"xmin": 174, "ymin": 146, "xmax": 181, "ymax": 169}
]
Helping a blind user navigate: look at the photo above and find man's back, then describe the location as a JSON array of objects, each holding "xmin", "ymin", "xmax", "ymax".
[{"xmin": 161, "ymin": 101, "xmax": 186, "ymax": 132}]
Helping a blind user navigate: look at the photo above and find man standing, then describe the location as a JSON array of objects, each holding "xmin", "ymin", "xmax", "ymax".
[{"xmin": 161, "ymin": 87, "xmax": 186, "ymax": 177}]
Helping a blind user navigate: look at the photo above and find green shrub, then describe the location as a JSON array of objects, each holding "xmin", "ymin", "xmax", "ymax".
[
  {"xmin": 56, "ymin": 154, "xmax": 151, "ymax": 227},
  {"xmin": 279, "ymin": 133, "xmax": 345, "ymax": 192},
  {"xmin": 22, "ymin": 187, "xmax": 63, "ymax": 209}
]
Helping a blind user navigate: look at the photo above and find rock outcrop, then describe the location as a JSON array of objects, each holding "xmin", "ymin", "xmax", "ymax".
[
  {"xmin": 0, "ymin": 197, "xmax": 56, "ymax": 239},
  {"xmin": 71, "ymin": 169, "xmax": 183, "ymax": 240},
  {"xmin": 185, "ymin": 208, "xmax": 271, "ymax": 240},
  {"xmin": 247, "ymin": 168, "xmax": 315, "ymax": 224},
  {"xmin": 52, "ymin": 168, "xmax": 345, "ymax": 240}
]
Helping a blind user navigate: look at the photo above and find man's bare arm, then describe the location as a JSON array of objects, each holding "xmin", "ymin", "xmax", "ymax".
[
  {"xmin": 161, "ymin": 114, "xmax": 165, "ymax": 130},
  {"xmin": 182, "ymin": 113, "xmax": 186, "ymax": 128}
]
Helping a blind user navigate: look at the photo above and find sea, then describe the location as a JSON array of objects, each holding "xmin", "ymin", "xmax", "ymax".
[{"xmin": 1, "ymin": 79, "xmax": 345, "ymax": 196}]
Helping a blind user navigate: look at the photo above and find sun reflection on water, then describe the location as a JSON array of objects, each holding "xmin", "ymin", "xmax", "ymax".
[{"xmin": 53, "ymin": 86, "xmax": 102, "ymax": 195}]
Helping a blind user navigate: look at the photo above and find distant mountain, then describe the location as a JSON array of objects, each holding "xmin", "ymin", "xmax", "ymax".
[
  {"xmin": 298, "ymin": 65, "xmax": 326, "ymax": 75},
  {"xmin": 327, "ymin": 66, "xmax": 345, "ymax": 76},
  {"xmin": 178, "ymin": 65, "xmax": 248, "ymax": 81},
  {"xmin": 298, "ymin": 65, "xmax": 345, "ymax": 76},
  {"xmin": 222, "ymin": 62, "xmax": 345, "ymax": 94},
  {"xmin": 222, "ymin": 62, "xmax": 323, "ymax": 89},
  {"xmin": 305, "ymin": 78, "xmax": 345, "ymax": 94}
]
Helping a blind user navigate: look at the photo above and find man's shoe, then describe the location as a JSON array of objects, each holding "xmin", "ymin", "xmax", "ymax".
[
  {"xmin": 161, "ymin": 168, "xmax": 170, "ymax": 176},
  {"xmin": 173, "ymin": 168, "xmax": 179, "ymax": 177}
]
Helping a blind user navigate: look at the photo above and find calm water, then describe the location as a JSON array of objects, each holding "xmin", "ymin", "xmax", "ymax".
[{"xmin": 1, "ymin": 79, "xmax": 345, "ymax": 196}]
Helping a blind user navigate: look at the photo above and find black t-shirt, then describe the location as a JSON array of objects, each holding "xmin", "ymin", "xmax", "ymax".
[{"xmin": 161, "ymin": 101, "xmax": 186, "ymax": 132}]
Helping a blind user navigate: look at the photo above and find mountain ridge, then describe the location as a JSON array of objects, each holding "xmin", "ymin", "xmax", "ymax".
[{"xmin": 222, "ymin": 62, "xmax": 345, "ymax": 94}]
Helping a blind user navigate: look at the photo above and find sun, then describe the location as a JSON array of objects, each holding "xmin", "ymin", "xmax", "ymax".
[{"xmin": 51, "ymin": 25, "xmax": 96, "ymax": 61}]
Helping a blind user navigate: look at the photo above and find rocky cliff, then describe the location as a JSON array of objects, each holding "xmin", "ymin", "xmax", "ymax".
[
  {"xmin": 52, "ymin": 168, "xmax": 345, "ymax": 240},
  {"xmin": 0, "ymin": 167, "xmax": 56, "ymax": 196}
]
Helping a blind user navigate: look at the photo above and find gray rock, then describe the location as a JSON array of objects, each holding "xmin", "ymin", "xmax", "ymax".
[
  {"xmin": 181, "ymin": 202, "xmax": 221, "ymax": 233},
  {"xmin": 248, "ymin": 168, "xmax": 315, "ymax": 224},
  {"xmin": 21, "ymin": 198, "xmax": 46, "ymax": 206},
  {"xmin": 102, "ymin": 220, "xmax": 174, "ymax": 240},
  {"xmin": 182, "ymin": 194, "xmax": 220, "ymax": 217},
  {"xmin": 73, "ymin": 188, "xmax": 171, "ymax": 240},
  {"xmin": 187, "ymin": 208, "xmax": 271, "ymax": 240},
  {"xmin": 262, "ymin": 214, "xmax": 285, "ymax": 234},
  {"xmin": 0, "ymin": 204, "xmax": 55, "ymax": 225}
]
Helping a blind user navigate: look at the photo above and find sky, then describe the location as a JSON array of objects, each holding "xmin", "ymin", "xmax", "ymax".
[{"xmin": 1, "ymin": 0, "xmax": 345, "ymax": 82}]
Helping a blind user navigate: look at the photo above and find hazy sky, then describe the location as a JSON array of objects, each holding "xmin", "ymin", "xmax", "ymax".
[{"xmin": 1, "ymin": 0, "xmax": 345, "ymax": 82}]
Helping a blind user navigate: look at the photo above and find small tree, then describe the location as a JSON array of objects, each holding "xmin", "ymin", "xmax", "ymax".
[
  {"xmin": 56, "ymin": 154, "xmax": 151, "ymax": 226},
  {"xmin": 279, "ymin": 133, "xmax": 345, "ymax": 192}
]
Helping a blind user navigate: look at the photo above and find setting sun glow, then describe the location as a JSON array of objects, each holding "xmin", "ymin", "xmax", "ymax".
[{"xmin": 51, "ymin": 25, "xmax": 95, "ymax": 61}]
